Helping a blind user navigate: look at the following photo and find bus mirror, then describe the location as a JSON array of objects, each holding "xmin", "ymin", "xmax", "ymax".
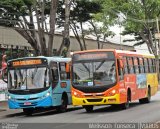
[
  {"xmin": 66, "ymin": 63, "xmax": 70, "ymax": 73},
  {"xmin": 2, "ymin": 68, "xmax": 8, "ymax": 83},
  {"xmin": 119, "ymin": 60, "xmax": 124, "ymax": 68}
]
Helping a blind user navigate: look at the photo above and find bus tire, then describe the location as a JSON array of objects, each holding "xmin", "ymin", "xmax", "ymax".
[
  {"xmin": 139, "ymin": 87, "xmax": 151, "ymax": 104},
  {"xmin": 57, "ymin": 95, "xmax": 68, "ymax": 113},
  {"xmin": 23, "ymin": 108, "xmax": 34, "ymax": 116},
  {"xmin": 121, "ymin": 90, "xmax": 130, "ymax": 109},
  {"xmin": 83, "ymin": 105, "xmax": 93, "ymax": 113}
]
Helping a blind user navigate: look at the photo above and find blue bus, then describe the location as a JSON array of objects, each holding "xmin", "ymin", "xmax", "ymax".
[{"xmin": 3, "ymin": 56, "xmax": 71, "ymax": 115}]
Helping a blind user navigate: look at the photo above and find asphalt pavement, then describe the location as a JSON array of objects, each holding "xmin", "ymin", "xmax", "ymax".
[{"xmin": 0, "ymin": 91, "xmax": 160, "ymax": 129}]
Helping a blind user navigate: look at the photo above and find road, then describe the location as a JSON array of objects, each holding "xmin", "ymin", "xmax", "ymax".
[{"xmin": 0, "ymin": 92, "xmax": 160, "ymax": 129}]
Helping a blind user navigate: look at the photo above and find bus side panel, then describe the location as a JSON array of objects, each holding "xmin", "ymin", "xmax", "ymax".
[
  {"xmin": 146, "ymin": 73, "xmax": 158, "ymax": 96},
  {"xmin": 119, "ymin": 81, "xmax": 127, "ymax": 104},
  {"xmin": 123, "ymin": 74, "xmax": 137, "ymax": 101},
  {"xmin": 52, "ymin": 80, "xmax": 71, "ymax": 106},
  {"xmin": 136, "ymin": 74, "xmax": 147, "ymax": 99}
]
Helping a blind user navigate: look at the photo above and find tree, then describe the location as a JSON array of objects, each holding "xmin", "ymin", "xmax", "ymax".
[
  {"xmin": 101, "ymin": 0, "xmax": 160, "ymax": 56},
  {"xmin": 57, "ymin": 0, "xmax": 102, "ymax": 51},
  {"xmin": 100, "ymin": 0, "xmax": 160, "ymax": 75},
  {"xmin": 0, "ymin": 0, "xmax": 58, "ymax": 56},
  {"xmin": 87, "ymin": 16, "xmax": 115, "ymax": 49}
]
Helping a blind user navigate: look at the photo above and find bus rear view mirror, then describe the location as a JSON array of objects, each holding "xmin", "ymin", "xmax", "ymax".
[
  {"xmin": 66, "ymin": 63, "xmax": 70, "ymax": 73},
  {"xmin": 2, "ymin": 68, "xmax": 8, "ymax": 83}
]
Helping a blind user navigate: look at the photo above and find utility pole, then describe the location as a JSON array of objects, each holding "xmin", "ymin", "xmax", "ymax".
[{"xmin": 155, "ymin": 17, "xmax": 160, "ymax": 79}]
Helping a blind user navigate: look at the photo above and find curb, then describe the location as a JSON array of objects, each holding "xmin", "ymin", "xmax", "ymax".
[{"xmin": 0, "ymin": 109, "xmax": 7, "ymax": 112}]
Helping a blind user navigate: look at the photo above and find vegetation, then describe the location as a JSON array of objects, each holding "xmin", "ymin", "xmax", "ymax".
[
  {"xmin": 100, "ymin": 0, "xmax": 160, "ymax": 56},
  {"xmin": 1, "ymin": 0, "xmax": 160, "ymax": 58},
  {"xmin": 0, "ymin": 0, "xmax": 58, "ymax": 56}
]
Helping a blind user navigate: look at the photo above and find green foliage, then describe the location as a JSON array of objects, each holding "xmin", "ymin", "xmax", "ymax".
[
  {"xmin": 57, "ymin": 0, "xmax": 102, "ymax": 26},
  {"xmin": 99, "ymin": 0, "xmax": 160, "ymax": 54}
]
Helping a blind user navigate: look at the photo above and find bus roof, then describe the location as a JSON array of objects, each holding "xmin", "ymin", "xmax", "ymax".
[
  {"xmin": 72, "ymin": 49, "xmax": 155, "ymax": 58},
  {"xmin": 8, "ymin": 56, "xmax": 71, "ymax": 63}
]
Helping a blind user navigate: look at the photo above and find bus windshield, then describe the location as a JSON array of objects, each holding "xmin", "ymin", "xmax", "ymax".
[
  {"xmin": 72, "ymin": 59, "xmax": 116, "ymax": 87},
  {"xmin": 8, "ymin": 67, "xmax": 50, "ymax": 90}
]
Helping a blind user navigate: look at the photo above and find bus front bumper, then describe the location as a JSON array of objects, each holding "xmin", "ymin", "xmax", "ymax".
[
  {"xmin": 8, "ymin": 96, "xmax": 53, "ymax": 109},
  {"xmin": 72, "ymin": 94, "xmax": 120, "ymax": 106}
]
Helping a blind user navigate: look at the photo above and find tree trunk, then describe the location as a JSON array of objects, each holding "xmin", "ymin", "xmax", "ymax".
[
  {"xmin": 58, "ymin": 0, "xmax": 71, "ymax": 56},
  {"xmin": 15, "ymin": 29, "xmax": 40, "ymax": 56},
  {"xmin": 80, "ymin": 22, "xmax": 87, "ymax": 50},
  {"xmin": 48, "ymin": 0, "xmax": 58, "ymax": 56},
  {"xmin": 70, "ymin": 23, "xmax": 84, "ymax": 51}
]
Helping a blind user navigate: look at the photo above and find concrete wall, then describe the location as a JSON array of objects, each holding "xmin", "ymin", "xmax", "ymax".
[{"xmin": 0, "ymin": 26, "xmax": 134, "ymax": 51}]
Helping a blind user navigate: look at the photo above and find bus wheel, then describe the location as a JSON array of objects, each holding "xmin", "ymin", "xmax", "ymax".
[
  {"xmin": 83, "ymin": 105, "xmax": 93, "ymax": 113},
  {"xmin": 139, "ymin": 87, "xmax": 151, "ymax": 104},
  {"xmin": 57, "ymin": 96, "xmax": 68, "ymax": 113},
  {"xmin": 121, "ymin": 91, "xmax": 130, "ymax": 109},
  {"xmin": 23, "ymin": 108, "xmax": 34, "ymax": 116}
]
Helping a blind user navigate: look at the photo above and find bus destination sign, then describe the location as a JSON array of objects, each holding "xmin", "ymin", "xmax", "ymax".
[
  {"xmin": 12, "ymin": 59, "xmax": 42, "ymax": 67},
  {"xmin": 73, "ymin": 52, "xmax": 115, "ymax": 61}
]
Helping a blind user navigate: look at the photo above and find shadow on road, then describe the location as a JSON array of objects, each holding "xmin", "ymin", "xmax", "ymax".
[
  {"xmin": 79, "ymin": 101, "xmax": 155, "ymax": 114},
  {"xmin": 30, "ymin": 106, "xmax": 83, "ymax": 117},
  {"xmin": 4, "ymin": 106, "xmax": 83, "ymax": 118},
  {"xmin": 3, "ymin": 100, "xmax": 158, "ymax": 117}
]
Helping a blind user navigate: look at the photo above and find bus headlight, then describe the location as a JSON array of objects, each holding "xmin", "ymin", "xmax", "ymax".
[
  {"xmin": 45, "ymin": 92, "xmax": 50, "ymax": 97},
  {"xmin": 73, "ymin": 91, "xmax": 81, "ymax": 97},
  {"xmin": 74, "ymin": 91, "xmax": 77, "ymax": 96},
  {"xmin": 8, "ymin": 96, "xmax": 16, "ymax": 101},
  {"xmin": 8, "ymin": 96, "xmax": 11, "ymax": 99},
  {"xmin": 108, "ymin": 89, "xmax": 116, "ymax": 96}
]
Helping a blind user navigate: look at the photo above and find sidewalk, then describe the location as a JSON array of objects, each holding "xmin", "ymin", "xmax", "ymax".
[{"xmin": 0, "ymin": 101, "xmax": 8, "ymax": 112}]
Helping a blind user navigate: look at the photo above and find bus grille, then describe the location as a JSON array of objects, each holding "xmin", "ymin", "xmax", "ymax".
[
  {"xmin": 16, "ymin": 97, "xmax": 39, "ymax": 101},
  {"xmin": 87, "ymin": 98, "xmax": 103, "ymax": 102}
]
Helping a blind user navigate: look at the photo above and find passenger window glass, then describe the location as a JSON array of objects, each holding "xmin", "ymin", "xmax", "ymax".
[{"xmin": 60, "ymin": 62, "xmax": 67, "ymax": 80}]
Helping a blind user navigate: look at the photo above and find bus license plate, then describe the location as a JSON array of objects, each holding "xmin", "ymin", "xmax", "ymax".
[{"xmin": 24, "ymin": 102, "xmax": 31, "ymax": 105}]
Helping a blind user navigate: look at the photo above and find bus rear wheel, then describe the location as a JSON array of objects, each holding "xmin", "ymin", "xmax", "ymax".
[
  {"xmin": 83, "ymin": 105, "xmax": 93, "ymax": 113},
  {"xmin": 57, "ymin": 96, "xmax": 68, "ymax": 113},
  {"xmin": 23, "ymin": 108, "xmax": 34, "ymax": 116},
  {"xmin": 139, "ymin": 87, "xmax": 151, "ymax": 104}
]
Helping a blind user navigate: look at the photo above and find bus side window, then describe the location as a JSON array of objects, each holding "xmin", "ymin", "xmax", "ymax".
[
  {"xmin": 51, "ymin": 63, "xmax": 59, "ymax": 87},
  {"xmin": 140, "ymin": 58, "xmax": 144, "ymax": 73},
  {"xmin": 59, "ymin": 62, "xmax": 67, "ymax": 80},
  {"xmin": 148, "ymin": 58, "xmax": 153, "ymax": 73},
  {"xmin": 138, "ymin": 57, "xmax": 144, "ymax": 73},
  {"xmin": 144, "ymin": 58, "xmax": 148, "ymax": 73},
  {"xmin": 127, "ymin": 57, "xmax": 134, "ymax": 74},
  {"xmin": 153, "ymin": 59, "xmax": 156, "ymax": 72},
  {"xmin": 117, "ymin": 59, "xmax": 124, "ymax": 80},
  {"xmin": 133, "ymin": 57, "xmax": 139, "ymax": 74},
  {"xmin": 123, "ymin": 57, "xmax": 128, "ymax": 74}
]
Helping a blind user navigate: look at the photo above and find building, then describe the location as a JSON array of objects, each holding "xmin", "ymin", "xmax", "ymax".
[{"xmin": 0, "ymin": 26, "xmax": 134, "ymax": 58}]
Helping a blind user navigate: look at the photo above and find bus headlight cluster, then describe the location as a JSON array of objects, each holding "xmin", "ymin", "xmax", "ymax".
[
  {"xmin": 108, "ymin": 89, "xmax": 117, "ymax": 96},
  {"xmin": 8, "ymin": 96, "xmax": 11, "ymax": 99},
  {"xmin": 73, "ymin": 91, "xmax": 77, "ymax": 96},
  {"xmin": 73, "ymin": 91, "xmax": 81, "ymax": 97},
  {"xmin": 40, "ymin": 92, "xmax": 51, "ymax": 99},
  {"xmin": 8, "ymin": 96, "xmax": 16, "ymax": 101},
  {"xmin": 45, "ymin": 92, "xmax": 50, "ymax": 97}
]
